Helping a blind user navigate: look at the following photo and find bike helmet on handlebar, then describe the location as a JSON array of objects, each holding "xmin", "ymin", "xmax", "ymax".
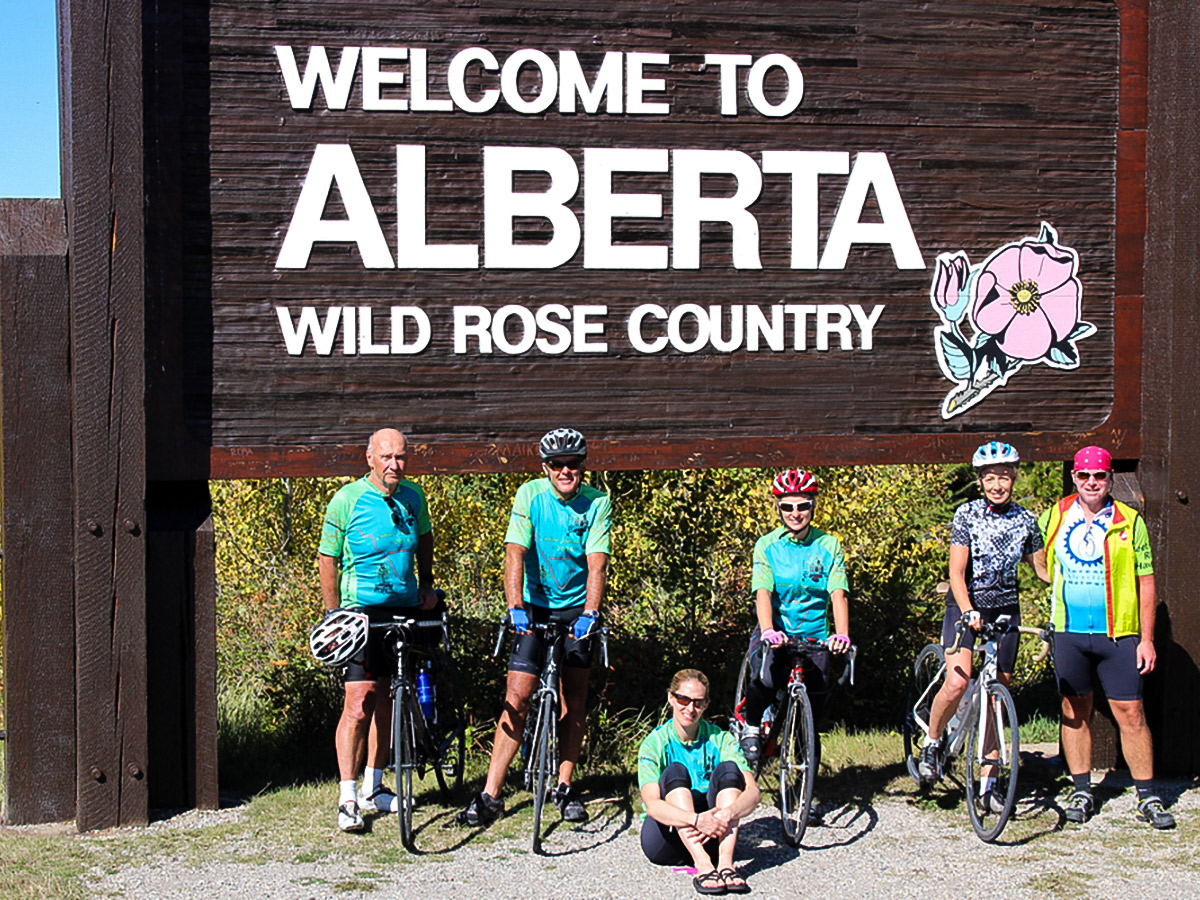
[
  {"xmin": 771, "ymin": 469, "xmax": 819, "ymax": 496},
  {"xmin": 539, "ymin": 427, "xmax": 587, "ymax": 460},
  {"xmin": 309, "ymin": 609, "xmax": 369, "ymax": 667},
  {"xmin": 971, "ymin": 441, "xmax": 1020, "ymax": 469}
]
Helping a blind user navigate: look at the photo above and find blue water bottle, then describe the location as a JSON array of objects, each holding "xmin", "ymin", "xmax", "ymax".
[{"xmin": 417, "ymin": 668, "xmax": 437, "ymax": 723}]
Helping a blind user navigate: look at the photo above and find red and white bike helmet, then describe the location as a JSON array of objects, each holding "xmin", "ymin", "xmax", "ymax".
[{"xmin": 771, "ymin": 469, "xmax": 819, "ymax": 496}]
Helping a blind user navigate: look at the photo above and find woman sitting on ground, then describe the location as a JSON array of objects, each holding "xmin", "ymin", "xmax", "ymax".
[{"xmin": 637, "ymin": 668, "xmax": 760, "ymax": 896}]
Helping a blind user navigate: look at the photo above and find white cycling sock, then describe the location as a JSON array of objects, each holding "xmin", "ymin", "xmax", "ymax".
[
  {"xmin": 339, "ymin": 779, "xmax": 357, "ymax": 805},
  {"xmin": 363, "ymin": 766, "xmax": 385, "ymax": 795}
]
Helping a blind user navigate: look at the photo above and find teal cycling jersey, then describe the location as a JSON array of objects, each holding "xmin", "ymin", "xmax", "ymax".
[
  {"xmin": 751, "ymin": 525, "xmax": 848, "ymax": 640},
  {"xmin": 319, "ymin": 476, "xmax": 431, "ymax": 608},
  {"xmin": 504, "ymin": 478, "xmax": 611, "ymax": 609},
  {"xmin": 637, "ymin": 720, "xmax": 750, "ymax": 795}
]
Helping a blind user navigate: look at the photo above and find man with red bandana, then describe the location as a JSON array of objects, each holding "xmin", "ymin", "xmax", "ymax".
[{"xmin": 1035, "ymin": 445, "xmax": 1175, "ymax": 829}]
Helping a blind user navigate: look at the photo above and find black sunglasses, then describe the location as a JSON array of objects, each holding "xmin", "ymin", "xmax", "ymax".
[
  {"xmin": 671, "ymin": 692, "xmax": 709, "ymax": 708},
  {"xmin": 545, "ymin": 456, "xmax": 585, "ymax": 471},
  {"xmin": 383, "ymin": 495, "xmax": 410, "ymax": 531}
]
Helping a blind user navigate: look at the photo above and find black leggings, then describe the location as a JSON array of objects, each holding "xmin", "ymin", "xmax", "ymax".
[{"xmin": 640, "ymin": 761, "xmax": 745, "ymax": 865}]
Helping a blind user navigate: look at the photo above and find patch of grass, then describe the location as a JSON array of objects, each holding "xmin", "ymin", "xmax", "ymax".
[
  {"xmin": 1020, "ymin": 712, "xmax": 1061, "ymax": 744},
  {"xmin": 1024, "ymin": 870, "xmax": 1095, "ymax": 897}
]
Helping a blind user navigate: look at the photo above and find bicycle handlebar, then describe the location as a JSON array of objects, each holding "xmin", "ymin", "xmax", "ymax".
[
  {"xmin": 761, "ymin": 636, "xmax": 858, "ymax": 687},
  {"xmin": 371, "ymin": 611, "xmax": 451, "ymax": 653},
  {"xmin": 492, "ymin": 617, "xmax": 611, "ymax": 669},
  {"xmin": 948, "ymin": 613, "xmax": 1053, "ymax": 662}
]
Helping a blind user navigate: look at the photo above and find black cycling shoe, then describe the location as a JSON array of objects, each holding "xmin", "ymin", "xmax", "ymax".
[
  {"xmin": 552, "ymin": 783, "xmax": 588, "ymax": 823},
  {"xmin": 456, "ymin": 791, "xmax": 503, "ymax": 827},
  {"xmin": 917, "ymin": 740, "xmax": 942, "ymax": 783},
  {"xmin": 1063, "ymin": 789, "xmax": 1093, "ymax": 824},
  {"xmin": 1136, "ymin": 796, "xmax": 1176, "ymax": 830},
  {"xmin": 739, "ymin": 731, "xmax": 762, "ymax": 769}
]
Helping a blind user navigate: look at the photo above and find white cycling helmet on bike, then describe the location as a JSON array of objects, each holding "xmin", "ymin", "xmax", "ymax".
[
  {"xmin": 309, "ymin": 609, "xmax": 369, "ymax": 667},
  {"xmin": 971, "ymin": 441, "xmax": 1020, "ymax": 469}
]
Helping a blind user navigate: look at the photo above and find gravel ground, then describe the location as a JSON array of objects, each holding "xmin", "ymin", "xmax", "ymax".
[{"xmin": 89, "ymin": 760, "xmax": 1199, "ymax": 900}]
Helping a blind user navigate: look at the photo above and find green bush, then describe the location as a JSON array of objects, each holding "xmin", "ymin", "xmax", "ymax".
[{"xmin": 210, "ymin": 461, "xmax": 1064, "ymax": 789}]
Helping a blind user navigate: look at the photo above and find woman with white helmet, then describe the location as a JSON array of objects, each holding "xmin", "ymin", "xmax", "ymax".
[{"xmin": 917, "ymin": 441, "xmax": 1045, "ymax": 798}]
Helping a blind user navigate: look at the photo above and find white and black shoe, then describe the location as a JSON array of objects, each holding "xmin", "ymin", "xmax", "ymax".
[
  {"xmin": 338, "ymin": 801, "xmax": 365, "ymax": 833},
  {"xmin": 358, "ymin": 785, "xmax": 399, "ymax": 813}
]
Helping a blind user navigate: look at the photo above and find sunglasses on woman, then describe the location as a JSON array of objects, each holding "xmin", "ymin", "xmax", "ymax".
[
  {"xmin": 671, "ymin": 692, "xmax": 709, "ymax": 708},
  {"xmin": 778, "ymin": 500, "xmax": 814, "ymax": 513}
]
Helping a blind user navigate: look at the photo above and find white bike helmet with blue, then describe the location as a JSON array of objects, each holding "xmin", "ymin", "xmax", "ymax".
[{"xmin": 971, "ymin": 441, "xmax": 1020, "ymax": 469}]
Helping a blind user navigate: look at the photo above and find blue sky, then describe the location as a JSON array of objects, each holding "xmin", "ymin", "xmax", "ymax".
[{"xmin": 1, "ymin": 1, "xmax": 60, "ymax": 198}]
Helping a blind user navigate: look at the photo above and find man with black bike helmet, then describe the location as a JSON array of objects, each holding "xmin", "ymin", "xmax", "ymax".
[
  {"xmin": 458, "ymin": 427, "xmax": 611, "ymax": 827},
  {"xmin": 734, "ymin": 469, "xmax": 851, "ymax": 776},
  {"xmin": 917, "ymin": 441, "xmax": 1043, "ymax": 802}
]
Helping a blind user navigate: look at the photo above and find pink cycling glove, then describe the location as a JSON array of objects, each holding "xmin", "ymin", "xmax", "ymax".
[{"xmin": 761, "ymin": 628, "xmax": 787, "ymax": 647}]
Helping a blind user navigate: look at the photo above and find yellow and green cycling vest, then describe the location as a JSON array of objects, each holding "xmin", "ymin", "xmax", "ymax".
[{"xmin": 1038, "ymin": 495, "xmax": 1152, "ymax": 638}]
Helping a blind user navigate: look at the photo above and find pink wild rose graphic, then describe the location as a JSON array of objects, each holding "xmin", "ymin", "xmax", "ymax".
[{"xmin": 929, "ymin": 223, "xmax": 1095, "ymax": 418}]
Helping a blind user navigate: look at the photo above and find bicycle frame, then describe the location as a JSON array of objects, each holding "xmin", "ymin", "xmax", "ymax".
[{"xmin": 492, "ymin": 616, "xmax": 610, "ymax": 852}]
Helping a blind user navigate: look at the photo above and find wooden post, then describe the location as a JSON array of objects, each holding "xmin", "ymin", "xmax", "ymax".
[
  {"xmin": 62, "ymin": 0, "xmax": 149, "ymax": 829},
  {"xmin": 0, "ymin": 200, "xmax": 75, "ymax": 824},
  {"xmin": 1142, "ymin": 0, "xmax": 1200, "ymax": 776}
]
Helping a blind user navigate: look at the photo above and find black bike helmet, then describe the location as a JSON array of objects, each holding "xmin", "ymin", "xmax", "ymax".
[{"xmin": 539, "ymin": 427, "xmax": 587, "ymax": 460}]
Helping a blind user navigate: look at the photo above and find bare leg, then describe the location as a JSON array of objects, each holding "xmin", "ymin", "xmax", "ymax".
[
  {"xmin": 664, "ymin": 787, "xmax": 716, "ymax": 874},
  {"xmin": 557, "ymin": 666, "xmax": 590, "ymax": 785},
  {"xmin": 712, "ymin": 786, "xmax": 745, "ymax": 872},
  {"xmin": 481, "ymin": 669, "xmax": 538, "ymax": 798},
  {"xmin": 1109, "ymin": 698, "xmax": 1154, "ymax": 781},
  {"xmin": 928, "ymin": 647, "xmax": 973, "ymax": 740},
  {"xmin": 1060, "ymin": 692, "xmax": 1094, "ymax": 777},
  {"xmin": 368, "ymin": 680, "xmax": 392, "ymax": 768},
  {"xmin": 336, "ymin": 681, "xmax": 379, "ymax": 781}
]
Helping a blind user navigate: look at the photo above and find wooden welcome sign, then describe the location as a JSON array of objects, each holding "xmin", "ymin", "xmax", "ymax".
[{"xmin": 186, "ymin": 0, "xmax": 1142, "ymax": 475}]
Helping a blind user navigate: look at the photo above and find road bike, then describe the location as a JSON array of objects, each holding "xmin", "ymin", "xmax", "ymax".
[
  {"xmin": 373, "ymin": 609, "xmax": 465, "ymax": 850},
  {"xmin": 493, "ymin": 617, "xmax": 609, "ymax": 852},
  {"xmin": 732, "ymin": 637, "xmax": 856, "ymax": 847},
  {"xmin": 903, "ymin": 614, "xmax": 1049, "ymax": 842}
]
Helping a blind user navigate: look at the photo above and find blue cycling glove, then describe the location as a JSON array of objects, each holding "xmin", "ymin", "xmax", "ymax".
[
  {"xmin": 508, "ymin": 607, "xmax": 531, "ymax": 635},
  {"xmin": 573, "ymin": 612, "xmax": 599, "ymax": 641}
]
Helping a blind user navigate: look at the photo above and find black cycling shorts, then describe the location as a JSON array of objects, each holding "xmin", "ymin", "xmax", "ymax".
[
  {"xmin": 1053, "ymin": 632, "xmax": 1143, "ymax": 701},
  {"xmin": 639, "ymin": 761, "xmax": 746, "ymax": 866},
  {"xmin": 344, "ymin": 602, "xmax": 444, "ymax": 684},
  {"xmin": 941, "ymin": 602, "xmax": 1020, "ymax": 676},
  {"xmin": 508, "ymin": 603, "xmax": 596, "ymax": 675}
]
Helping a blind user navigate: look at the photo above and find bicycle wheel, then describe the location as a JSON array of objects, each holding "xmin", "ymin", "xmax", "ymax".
[
  {"xmin": 432, "ymin": 660, "xmax": 465, "ymax": 802},
  {"xmin": 528, "ymin": 691, "xmax": 557, "ymax": 853},
  {"xmin": 732, "ymin": 651, "xmax": 768, "ymax": 778},
  {"xmin": 778, "ymin": 687, "xmax": 816, "ymax": 847},
  {"xmin": 393, "ymin": 687, "xmax": 417, "ymax": 850},
  {"xmin": 904, "ymin": 643, "xmax": 945, "ymax": 784},
  {"xmin": 964, "ymin": 682, "xmax": 1019, "ymax": 842}
]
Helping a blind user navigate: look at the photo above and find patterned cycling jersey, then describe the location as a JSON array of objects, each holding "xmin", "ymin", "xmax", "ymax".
[
  {"xmin": 637, "ymin": 720, "xmax": 750, "ymax": 795},
  {"xmin": 319, "ymin": 476, "xmax": 431, "ymax": 608},
  {"xmin": 751, "ymin": 526, "xmax": 848, "ymax": 641},
  {"xmin": 1047, "ymin": 499, "xmax": 1153, "ymax": 634},
  {"xmin": 949, "ymin": 499, "xmax": 1042, "ymax": 609},
  {"xmin": 504, "ymin": 478, "xmax": 612, "ymax": 609}
]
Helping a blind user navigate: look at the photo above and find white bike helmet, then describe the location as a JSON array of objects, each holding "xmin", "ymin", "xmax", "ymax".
[
  {"xmin": 309, "ymin": 609, "xmax": 369, "ymax": 667},
  {"xmin": 972, "ymin": 441, "xmax": 1020, "ymax": 469}
]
